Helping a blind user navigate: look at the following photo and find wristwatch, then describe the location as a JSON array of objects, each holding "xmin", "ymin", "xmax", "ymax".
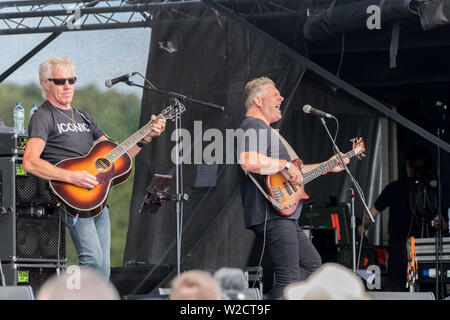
[
  {"xmin": 283, "ymin": 161, "xmax": 291, "ymax": 171},
  {"xmin": 136, "ymin": 137, "xmax": 151, "ymax": 148},
  {"xmin": 136, "ymin": 140, "xmax": 146, "ymax": 148}
]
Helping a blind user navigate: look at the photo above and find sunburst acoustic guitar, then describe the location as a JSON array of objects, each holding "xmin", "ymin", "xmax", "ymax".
[{"xmin": 49, "ymin": 104, "xmax": 185, "ymax": 219}]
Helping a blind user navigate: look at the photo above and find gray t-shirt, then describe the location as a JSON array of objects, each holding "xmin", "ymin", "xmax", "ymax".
[
  {"xmin": 236, "ymin": 116, "xmax": 302, "ymax": 229},
  {"xmin": 28, "ymin": 100, "xmax": 105, "ymax": 164}
]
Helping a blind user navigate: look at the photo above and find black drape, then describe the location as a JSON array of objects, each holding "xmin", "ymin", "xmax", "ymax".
[{"xmin": 123, "ymin": 3, "xmax": 385, "ymax": 287}]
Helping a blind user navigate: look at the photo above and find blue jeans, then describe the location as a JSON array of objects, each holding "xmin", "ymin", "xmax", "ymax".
[{"xmin": 60, "ymin": 206, "xmax": 111, "ymax": 280}]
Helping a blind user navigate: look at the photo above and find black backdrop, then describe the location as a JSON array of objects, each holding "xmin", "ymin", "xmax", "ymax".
[{"xmin": 122, "ymin": 3, "xmax": 385, "ymax": 291}]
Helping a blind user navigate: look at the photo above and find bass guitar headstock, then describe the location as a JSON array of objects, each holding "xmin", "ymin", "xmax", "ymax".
[{"xmin": 351, "ymin": 137, "xmax": 366, "ymax": 159}]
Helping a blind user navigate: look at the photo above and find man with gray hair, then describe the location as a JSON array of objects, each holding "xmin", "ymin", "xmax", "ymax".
[
  {"xmin": 237, "ymin": 76, "xmax": 350, "ymax": 299},
  {"xmin": 169, "ymin": 270, "xmax": 222, "ymax": 300},
  {"xmin": 23, "ymin": 56, "xmax": 166, "ymax": 280}
]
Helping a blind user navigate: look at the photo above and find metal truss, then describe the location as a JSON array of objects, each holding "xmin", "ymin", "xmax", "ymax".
[
  {"xmin": 0, "ymin": 0, "xmax": 306, "ymax": 83},
  {"xmin": 0, "ymin": 0, "xmax": 309, "ymax": 35},
  {"xmin": 216, "ymin": 0, "xmax": 303, "ymax": 15},
  {"xmin": 0, "ymin": 0, "xmax": 207, "ymax": 35}
]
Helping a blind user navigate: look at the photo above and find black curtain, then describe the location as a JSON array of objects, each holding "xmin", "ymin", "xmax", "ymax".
[{"xmin": 123, "ymin": 3, "xmax": 385, "ymax": 288}]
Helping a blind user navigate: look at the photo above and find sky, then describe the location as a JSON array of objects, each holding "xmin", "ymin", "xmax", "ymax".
[{"xmin": 0, "ymin": 27, "xmax": 152, "ymax": 99}]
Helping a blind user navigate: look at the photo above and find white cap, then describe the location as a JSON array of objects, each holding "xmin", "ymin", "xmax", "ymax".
[{"xmin": 284, "ymin": 263, "xmax": 371, "ymax": 300}]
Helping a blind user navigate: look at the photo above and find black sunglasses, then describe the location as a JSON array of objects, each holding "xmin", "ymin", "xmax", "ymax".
[{"xmin": 48, "ymin": 77, "xmax": 77, "ymax": 85}]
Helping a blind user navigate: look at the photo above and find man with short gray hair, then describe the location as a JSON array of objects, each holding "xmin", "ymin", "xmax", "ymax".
[{"xmin": 237, "ymin": 76, "xmax": 350, "ymax": 299}]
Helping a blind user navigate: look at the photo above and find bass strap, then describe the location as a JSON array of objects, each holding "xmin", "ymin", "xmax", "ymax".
[
  {"xmin": 245, "ymin": 171, "xmax": 283, "ymax": 211},
  {"xmin": 271, "ymin": 128, "xmax": 299, "ymax": 161}
]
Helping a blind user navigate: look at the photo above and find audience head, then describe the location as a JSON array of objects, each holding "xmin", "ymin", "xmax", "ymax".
[
  {"xmin": 214, "ymin": 267, "xmax": 248, "ymax": 300},
  {"xmin": 284, "ymin": 263, "xmax": 371, "ymax": 300},
  {"xmin": 169, "ymin": 270, "xmax": 222, "ymax": 300},
  {"xmin": 37, "ymin": 267, "xmax": 120, "ymax": 300}
]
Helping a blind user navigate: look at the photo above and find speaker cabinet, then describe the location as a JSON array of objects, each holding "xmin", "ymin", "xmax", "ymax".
[
  {"xmin": 299, "ymin": 203, "xmax": 351, "ymax": 246},
  {"xmin": 1, "ymin": 262, "xmax": 64, "ymax": 297},
  {"xmin": 0, "ymin": 157, "xmax": 65, "ymax": 263},
  {"xmin": 310, "ymin": 228, "xmax": 339, "ymax": 263},
  {"xmin": 0, "ymin": 206, "xmax": 66, "ymax": 262}
]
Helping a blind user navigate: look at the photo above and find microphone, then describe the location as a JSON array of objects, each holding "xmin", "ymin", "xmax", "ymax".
[
  {"xmin": 303, "ymin": 104, "xmax": 333, "ymax": 118},
  {"xmin": 105, "ymin": 72, "xmax": 137, "ymax": 88}
]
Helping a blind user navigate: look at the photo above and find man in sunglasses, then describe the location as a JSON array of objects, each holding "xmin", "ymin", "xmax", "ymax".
[{"xmin": 23, "ymin": 56, "xmax": 166, "ymax": 280}]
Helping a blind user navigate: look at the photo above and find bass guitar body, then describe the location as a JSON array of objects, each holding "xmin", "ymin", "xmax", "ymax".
[
  {"xmin": 265, "ymin": 159, "xmax": 308, "ymax": 217},
  {"xmin": 49, "ymin": 140, "xmax": 132, "ymax": 219},
  {"xmin": 264, "ymin": 137, "xmax": 365, "ymax": 216}
]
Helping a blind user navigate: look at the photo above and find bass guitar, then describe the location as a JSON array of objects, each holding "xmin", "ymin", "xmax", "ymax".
[
  {"xmin": 49, "ymin": 104, "xmax": 185, "ymax": 218},
  {"xmin": 265, "ymin": 137, "xmax": 366, "ymax": 217}
]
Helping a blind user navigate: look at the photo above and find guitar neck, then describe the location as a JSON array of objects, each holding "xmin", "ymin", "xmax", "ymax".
[
  {"xmin": 302, "ymin": 149, "xmax": 356, "ymax": 185},
  {"xmin": 106, "ymin": 114, "xmax": 165, "ymax": 162}
]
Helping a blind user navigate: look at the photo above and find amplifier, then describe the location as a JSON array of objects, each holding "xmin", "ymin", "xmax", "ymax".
[
  {"xmin": 0, "ymin": 206, "xmax": 66, "ymax": 263},
  {"xmin": 299, "ymin": 203, "xmax": 351, "ymax": 246},
  {"xmin": 1, "ymin": 262, "xmax": 65, "ymax": 297},
  {"xmin": 16, "ymin": 165, "xmax": 57, "ymax": 207},
  {"xmin": 0, "ymin": 156, "xmax": 57, "ymax": 207},
  {"xmin": 0, "ymin": 132, "xmax": 28, "ymax": 156},
  {"xmin": 0, "ymin": 156, "xmax": 65, "ymax": 263}
]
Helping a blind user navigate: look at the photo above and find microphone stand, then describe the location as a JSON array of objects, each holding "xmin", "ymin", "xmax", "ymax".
[
  {"xmin": 435, "ymin": 126, "xmax": 444, "ymax": 300},
  {"xmin": 433, "ymin": 100, "xmax": 446, "ymax": 300},
  {"xmin": 123, "ymin": 79, "xmax": 224, "ymax": 277},
  {"xmin": 308, "ymin": 201, "xmax": 314, "ymax": 241},
  {"xmin": 318, "ymin": 116, "xmax": 374, "ymax": 224},
  {"xmin": 349, "ymin": 188, "xmax": 356, "ymax": 273},
  {"xmin": 316, "ymin": 116, "xmax": 375, "ymax": 276}
]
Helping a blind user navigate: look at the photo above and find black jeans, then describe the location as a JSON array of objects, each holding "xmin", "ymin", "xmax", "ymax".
[{"xmin": 251, "ymin": 218, "xmax": 322, "ymax": 300}]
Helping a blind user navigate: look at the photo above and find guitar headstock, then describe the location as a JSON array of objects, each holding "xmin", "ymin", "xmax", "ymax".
[
  {"xmin": 351, "ymin": 137, "xmax": 366, "ymax": 159},
  {"xmin": 160, "ymin": 103, "xmax": 186, "ymax": 121}
]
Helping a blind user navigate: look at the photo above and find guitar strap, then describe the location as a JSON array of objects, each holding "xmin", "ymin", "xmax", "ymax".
[
  {"xmin": 271, "ymin": 128, "xmax": 299, "ymax": 161},
  {"xmin": 245, "ymin": 171, "xmax": 283, "ymax": 211}
]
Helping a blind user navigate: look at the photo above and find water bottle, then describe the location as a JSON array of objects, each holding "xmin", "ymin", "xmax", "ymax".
[
  {"xmin": 30, "ymin": 104, "xmax": 39, "ymax": 118},
  {"xmin": 13, "ymin": 102, "xmax": 25, "ymax": 135}
]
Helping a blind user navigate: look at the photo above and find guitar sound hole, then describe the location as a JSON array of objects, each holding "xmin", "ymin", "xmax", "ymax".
[{"xmin": 95, "ymin": 158, "xmax": 111, "ymax": 171}]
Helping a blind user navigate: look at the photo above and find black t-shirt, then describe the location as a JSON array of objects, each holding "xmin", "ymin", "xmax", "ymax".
[
  {"xmin": 236, "ymin": 116, "xmax": 302, "ymax": 229},
  {"xmin": 374, "ymin": 177, "xmax": 422, "ymax": 247},
  {"xmin": 28, "ymin": 100, "xmax": 105, "ymax": 164}
]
